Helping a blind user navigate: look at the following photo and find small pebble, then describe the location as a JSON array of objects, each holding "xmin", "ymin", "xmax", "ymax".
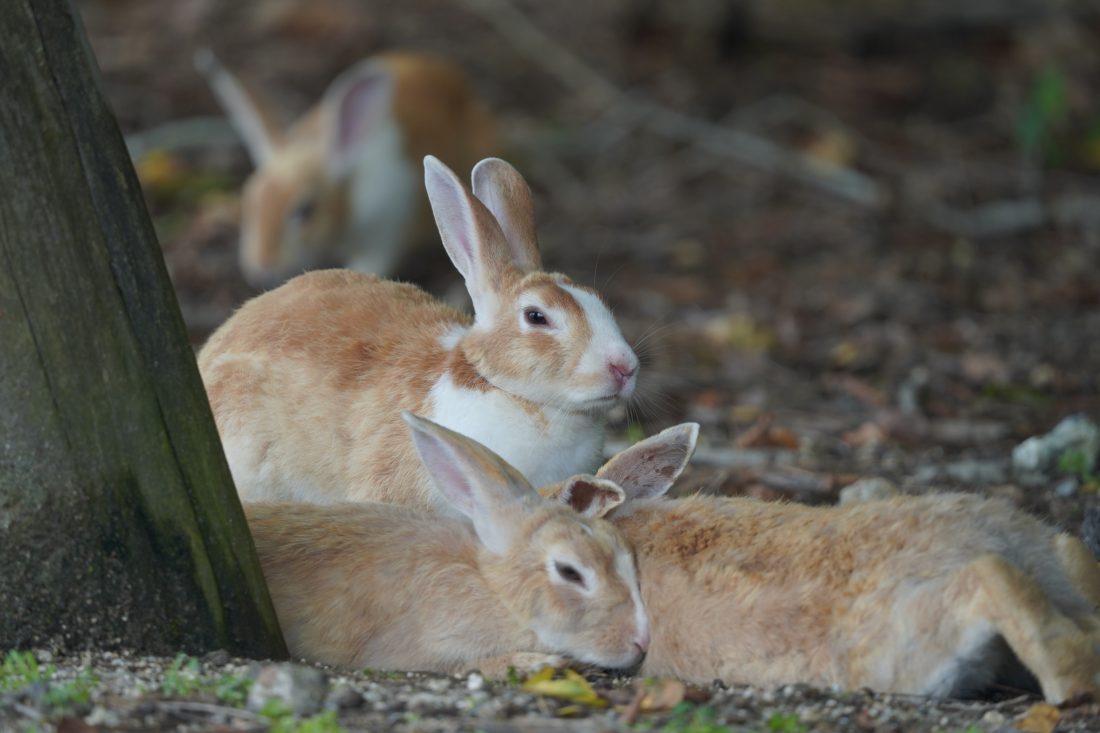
[
  {"xmin": 326, "ymin": 685, "xmax": 364, "ymax": 711},
  {"xmin": 839, "ymin": 477, "xmax": 900, "ymax": 505},
  {"xmin": 246, "ymin": 663, "xmax": 328, "ymax": 716},
  {"xmin": 1054, "ymin": 477, "xmax": 1079, "ymax": 497},
  {"xmin": 982, "ymin": 710, "xmax": 1007, "ymax": 726}
]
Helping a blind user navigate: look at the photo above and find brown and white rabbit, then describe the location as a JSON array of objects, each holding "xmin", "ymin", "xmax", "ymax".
[
  {"xmin": 199, "ymin": 156, "xmax": 639, "ymax": 512},
  {"xmin": 541, "ymin": 425, "xmax": 1100, "ymax": 703},
  {"xmin": 245, "ymin": 412, "xmax": 647, "ymax": 675},
  {"xmin": 195, "ymin": 50, "xmax": 495, "ymax": 287}
]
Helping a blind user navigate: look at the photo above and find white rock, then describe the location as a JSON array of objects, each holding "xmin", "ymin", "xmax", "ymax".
[
  {"xmin": 1012, "ymin": 414, "xmax": 1100, "ymax": 476},
  {"xmin": 246, "ymin": 663, "xmax": 328, "ymax": 716},
  {"xmin": 839, "ymin": 477, "xmax": 900, "ymax": 505}
]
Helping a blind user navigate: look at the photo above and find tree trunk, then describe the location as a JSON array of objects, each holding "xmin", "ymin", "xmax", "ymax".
[{"xmin": 0, "ymin": 0, "xmax": 287, "ymax": 658}]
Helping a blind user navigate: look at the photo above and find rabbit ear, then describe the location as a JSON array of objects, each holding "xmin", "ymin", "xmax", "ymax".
[
  {"xmin": 424, "ymin": 156, "xmax": 516, "ymax": 318},
  {"xmin": 596, "ymin": 423, "xmax": 700, "ymax": 501},
  {"xmin": 195, "ymin": 48, "xmax": 283, "ymax": 167},
  {"xmin": 322, "ymin": 61, "xmax": 394, "ymax": 179},
  {"xmin": 556, "ymin": 475, "xmax": 625, "ymax": 518},
  {"xmin": 402, "ymin": 412, "xmax": 533, "ymax": 554},
  {"xmin": 470, "ymin": 158, "xmax": 542, "ymax": 273}
]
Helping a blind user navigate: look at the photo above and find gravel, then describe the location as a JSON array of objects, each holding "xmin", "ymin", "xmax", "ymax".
[{"xmin": 3, "ymin": 650, "xmax": 1099, "ymax": 732}]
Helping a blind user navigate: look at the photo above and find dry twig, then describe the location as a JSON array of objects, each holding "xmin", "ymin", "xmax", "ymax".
[
  {"xmin": 124, "ymin": 117, "xmax": 240, "ymax": 158},
  {"xmin": 456, "ymin": 0, "xmax": 886, "ymax": 208},
  {"xmin": 921, "ymin": 194, "xmax": 1100, "ymax": 239}
]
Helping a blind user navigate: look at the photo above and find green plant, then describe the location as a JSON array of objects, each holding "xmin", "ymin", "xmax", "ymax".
[
  {"xmin": 662, "ymin": 703, "xmax": 733, "ymax": 733},
  {"xmin": 0, "ymin": 651, "xmax": 98, "ymax": 710},
  {"xmin": 1017, "ymin": 64, "xmax": 1068, "ymax": 163},
  {"xmin": 158, "ymin": 653, "xmax": 252, "ymax": 705},
  {"xmin": 160, "ymin": 653, "xmax": 204, "ymax": 697},
  {"xmin": 42, "ymin": 670, "xmax": 97, "ymax": 707},
  {"xmin": 212, "ymin": 672, "xmax": 253, "ymax": 706},
  {"xmin": 765, "ymin": 712, "xmax": 808, "ymax": 733},
  {"xmin": 0, "ymin": 651, "xmax": 49, "ymax": 692},
  {"xmin": 260, "ymin": 700, "xmax": 347, "ymax": 733},
  {"xmin": 1057, "ymin": 447, "xmax": 1098, "ymax": 485}
]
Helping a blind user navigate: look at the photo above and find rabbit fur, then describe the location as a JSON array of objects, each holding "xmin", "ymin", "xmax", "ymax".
[
  {"xmin": 196, "ymin": 50, "xmax": 495, "ymax": 287},
  {"xmin": 200, "ymin": 156, "xmax": 639, "ymax": 513},
  {"xmin": 245, "ymin": 412, "xmax": 648, "ymax": 676},
  {"xmin": 541, "ymin": 424, "xmax": 1100, "ymax": 703}
]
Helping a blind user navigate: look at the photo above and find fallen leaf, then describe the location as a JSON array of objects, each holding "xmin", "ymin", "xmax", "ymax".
[
  {"xmin": 960, "ymin": 351, "xmax": 1010, "ymax": 385},
  {"xmin": 735, "ymin": 416, "xmax": 800, "ymax": 450},
  {"xmin": 802, "ymin": 126, "xmax": 858, "ymax": 169},
  {"xmin": 522, "ymin": 669, "xmax": 607, "ymax": 708},
  {"xmin": 842, "ymin": 421, "xmax": 887, "ymax": 448},
  {"xmin": 730, "ymin": 403, "xmax": 762, "ymax": 423},
  {"xmin": 702, "ymin": 313, "xmax": 775, "ymax": 353},
  {"xmin": 1016, "ymin": 702, "xmax": 1061, "ymax": 733},
  {"xmin": 639, "ymin": 678, "xmax": 685, "ymax": 711},
  {"xmin": 830, "ymin": 339, "xmax": 861, "ymax": 368},
  {"xmin": 56, "ymin": 720, "xmax": 96, "ymax": 733},
  {"xmin": 524, "ymin": 666, "xmax": 555, "ymax": 685},
  {"xmin": 135, "ymin": 149, "xmax": 185, "ymax": 192}
]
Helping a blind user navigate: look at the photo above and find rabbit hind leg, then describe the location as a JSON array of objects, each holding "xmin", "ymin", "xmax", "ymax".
[
  {"xmin": 1053, "ymin": 533, "xmax": 1100, "ymax": 615},
  {"xmin": 962, "ymin": 553, "xmax": 1100, "ymax": 703}
]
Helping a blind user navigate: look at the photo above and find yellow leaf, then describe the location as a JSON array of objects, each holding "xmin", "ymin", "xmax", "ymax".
[
  {"xmin": 702, "ymin": 313, "xmax": 775, "ymax": 353},
  {"xmin": 1016, "ymin": 703, "xmax": 1061, "ymax": 733},
  {"xmin": 830, "ymin": 339, "xmax": 860, "ymax": 368},
  {"xmin": 524, "ymin": 666, "xmax": 555, "ymax": 685},
  {"xmin": 522, "ymin": 669, "xmax": 607, "ymax": 708},
  {"xmin": 803, "ymin": 127, "xmax": 858, "ymax": 169},
  {"xmin": 135, "ymin": 149, "xmax": 184, "ymax": 191}
]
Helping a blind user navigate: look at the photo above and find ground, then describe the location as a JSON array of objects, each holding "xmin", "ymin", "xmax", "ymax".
[{"xmin": 8, "ymin": 0, "xmax": 1100, "ymax": 730}]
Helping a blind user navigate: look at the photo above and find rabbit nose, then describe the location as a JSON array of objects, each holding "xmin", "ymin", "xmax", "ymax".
[{"xmin": 609, "ymin": 360, "xmax": 637, "ymax": 389}]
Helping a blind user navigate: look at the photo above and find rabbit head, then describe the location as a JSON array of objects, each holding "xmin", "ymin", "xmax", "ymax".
[
  {"xmin": 540, "ymin": 423, "xmax": 700, "ymax": 513},
  {"xmin": 424, "ymin": 157, "xmax": 640, "ymax": 412},
  {"xmin": 199, "ymin": 50, "xmax": 405, "ymax": 288},
  {"xmin": 404, "ymin": 412, "xmax": 650, "ymax": 668}
]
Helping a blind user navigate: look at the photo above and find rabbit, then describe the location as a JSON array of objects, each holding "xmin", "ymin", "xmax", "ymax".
[
  {"xmin": 195, "ymin": 49, "xmax": 495, "ymax": 288},
  {"xmin": 540, "ymin": 424, "xmax": 1100, "ymax": 703},
  {"xmin": 199, "ymin": 156, "xmax": 640, "ymax": 512},
  {"xmin": 245, "ymin": 412, "xmax": 648, "ymax": 676}
]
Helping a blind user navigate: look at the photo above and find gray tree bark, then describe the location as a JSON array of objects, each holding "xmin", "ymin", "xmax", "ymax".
[{"xmin": 0, "ymin": 0, "xmax": 287, "ymax": 658}]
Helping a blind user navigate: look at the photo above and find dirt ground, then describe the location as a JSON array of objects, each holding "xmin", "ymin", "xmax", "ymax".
[{"xmin": 10, "ymin": 0, "xmax": 1100, "ymax": 730}]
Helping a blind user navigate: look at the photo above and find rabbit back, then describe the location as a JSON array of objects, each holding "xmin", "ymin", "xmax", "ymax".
[
  {"xmin": 200, "ymin": 271, "xmax": 460, "ymax": 505},
  {"xmin": 246, "ymin": 501, "xmax": 519, "ymax": 669},
  {"xmin": 622, "ymin": 493, "xmax": 1099, "ymax": 699},
  {"xmin": 200, "ymin": 270, "xmax": 610, "ymax": 508}
]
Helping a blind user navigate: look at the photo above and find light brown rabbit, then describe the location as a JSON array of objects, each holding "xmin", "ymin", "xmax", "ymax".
[
  {"xmin": 199, "ymin": 156, "xmax": 639, "ymax": 512},
  {"xmin": 541, "ymin": 425, "xmax": 1100, "ymax": 703},
  {"xmin": 246, "ymin": 412, "xmax": 647, "ymax": 675},
  {"xmin": 196, "ymin": 49, "xmax": 495, "ymax": 287}
]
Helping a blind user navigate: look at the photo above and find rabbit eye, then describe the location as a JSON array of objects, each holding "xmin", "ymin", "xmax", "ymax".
[
  {"xmin": 291, "ymin": 199, "xmax": 317, "ymax": 222},
  {"xmin": 554, "ymin": 561, "xmax": 585, "ymax": 587},
  {"xmin": 524, "ymin": 308, "xmax": 549, "ymax": 327}
]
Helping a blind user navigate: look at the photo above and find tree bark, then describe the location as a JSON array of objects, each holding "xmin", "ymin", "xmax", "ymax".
[{"xmin": 0, "ymin": 0, "xmax": 287, "ymax": 658}]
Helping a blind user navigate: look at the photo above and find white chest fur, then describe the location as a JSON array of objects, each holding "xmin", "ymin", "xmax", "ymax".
[{"xmin": 427, "ymin": 373, "xmax": 606, "ymax": 488}]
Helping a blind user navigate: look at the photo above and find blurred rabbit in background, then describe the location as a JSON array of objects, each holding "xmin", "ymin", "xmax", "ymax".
[{"xmin": 196, "ymin": 49, "xmax": 496, "ymax": 288}]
